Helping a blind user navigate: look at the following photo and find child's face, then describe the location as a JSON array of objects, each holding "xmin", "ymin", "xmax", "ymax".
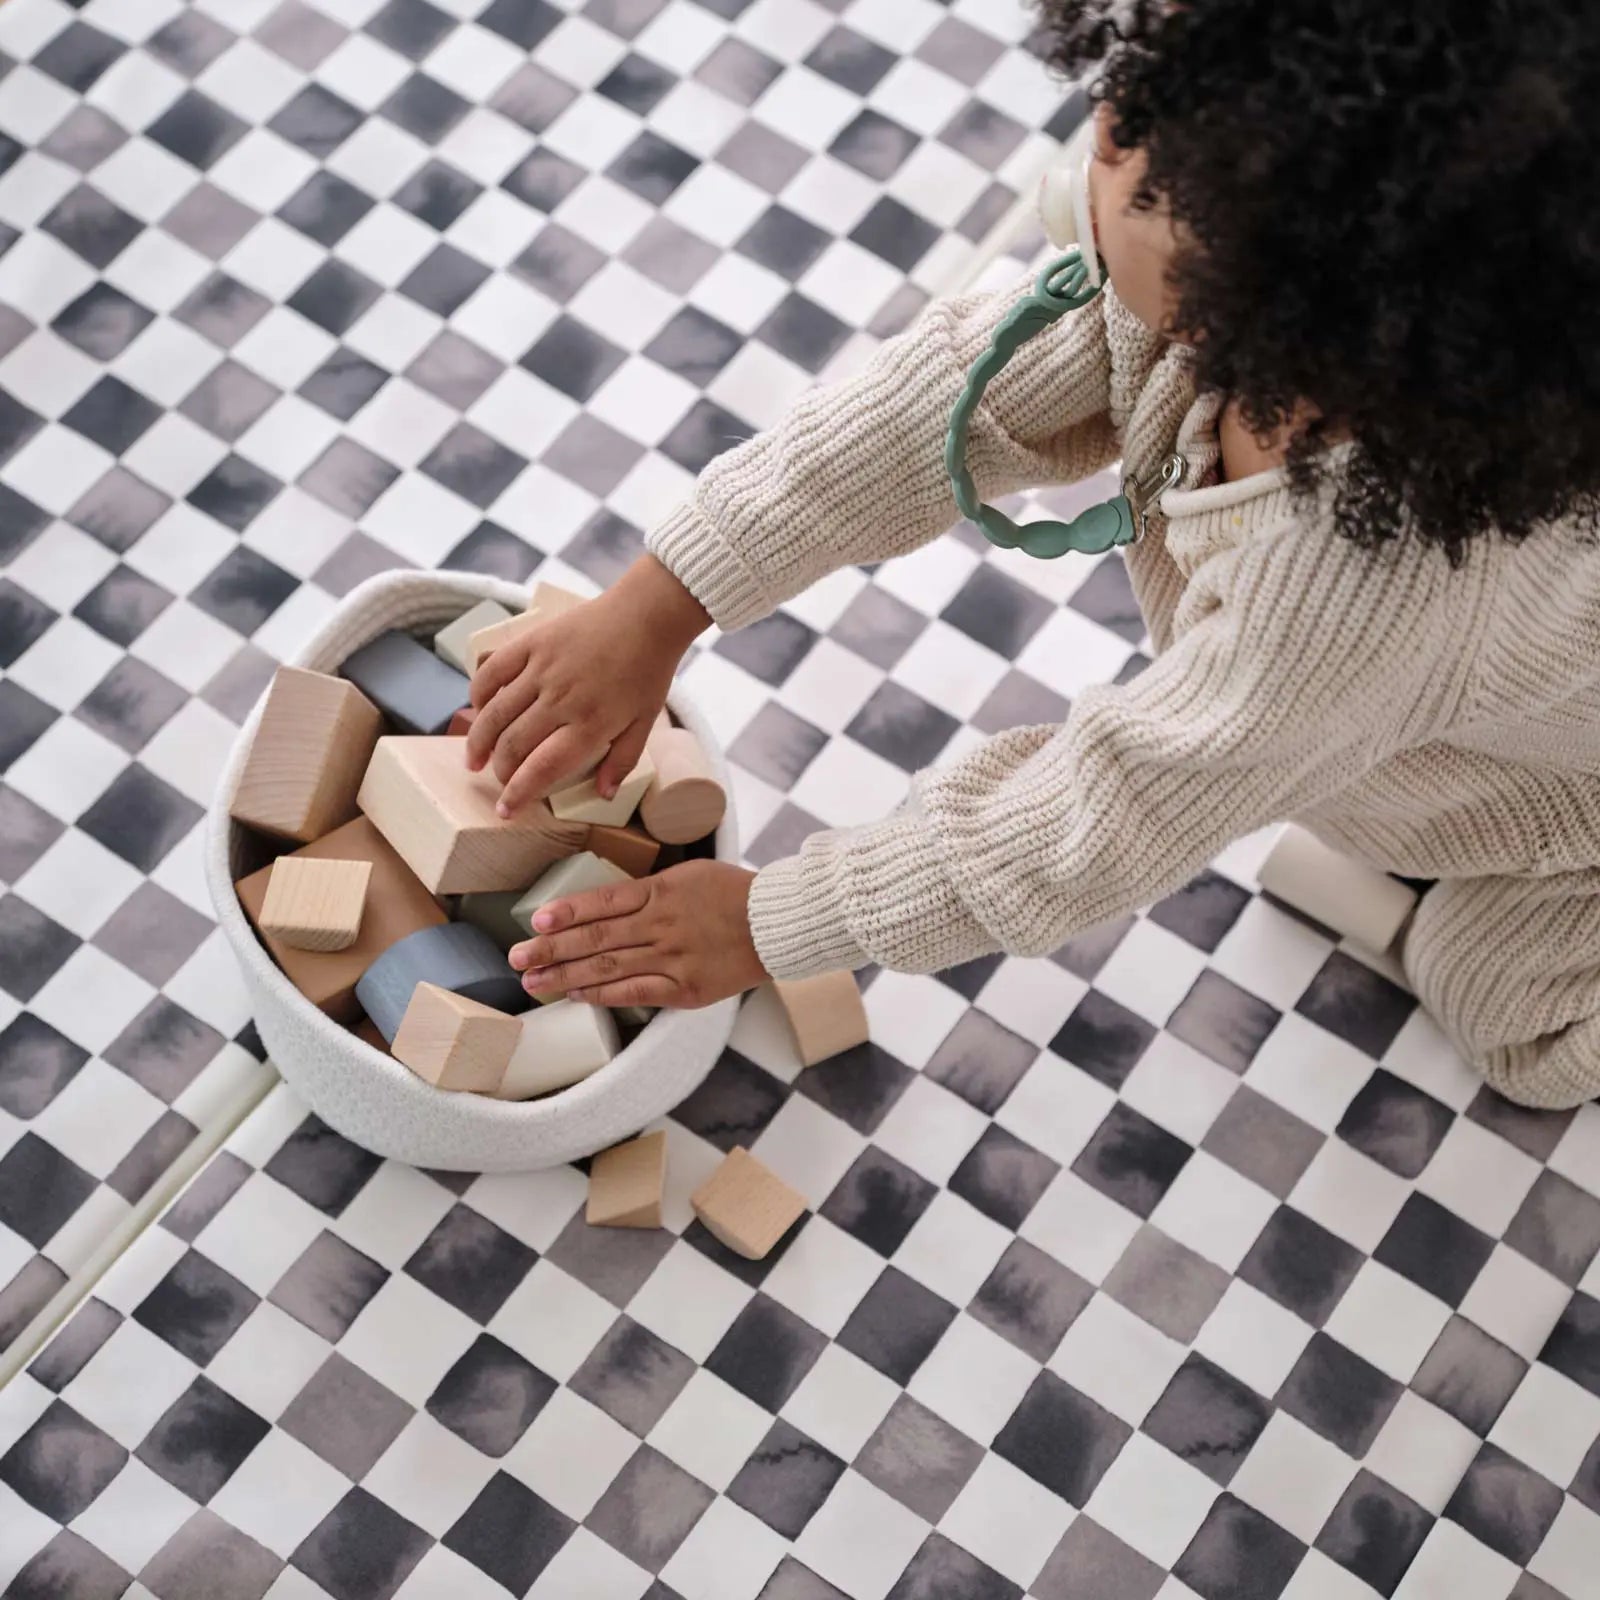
[{"xmin": 1087, "ymin": 105, "xmax": 1183, "ymax": 335}]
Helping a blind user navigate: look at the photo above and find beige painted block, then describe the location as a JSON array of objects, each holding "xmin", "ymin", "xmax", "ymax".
[
  {"xmin": 772, "ymin": 972, "xmax": 869, "ymax": 1066},
  {"xmin": 495, "ymin": 1000, "xmax": 620, "ymax": 1100},
  {"xmin": 231, "ymin": 666, "xmax": 383, "ymax": 843},
  {"xmin": 639, "ymin": 726, "xmax": 725, "ymax": 845},
  {"xmin": 357, "ymin": 736, "xmax": 588, "ymax": 894},
  {"xmin": 258, "ymin": 856, "xmax": 371, "ymax": 952},
  {"xmin": 511, "ymin": 851, "xmax": 633, "ymax": 934},
  {"xmin": 528, "ymin": 580, "xmax": 587, "ymax": 617},
  {"xmin": 585, "ymin": 822, "xmax": 660, "ymax": 877},
  {"xmin": 433, "ymin": 599, "xmax": 512, "ymax": 674},
  {"xmin": 464, "ymin": 582, "xmax": 590, "ymax": 673},
  {"xmin": 587, "ymin": 1131, "xmax": 666, "ymax": 1228},
  {"xmin": 391, "ymin": 982, "xmax": 522, "ymax": 1093},
  {"xmin": 691, "ymin": 1147, "xmax": 807, "ymax": 1260},
  {"xmin": 549, "ymin": 748, "xmax": 655, "ymax": 828}
]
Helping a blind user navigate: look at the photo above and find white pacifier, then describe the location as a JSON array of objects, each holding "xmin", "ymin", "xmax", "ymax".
[{"xmin": 1038, "ymin": 113, "xmax": 1102, "ymax": 287}]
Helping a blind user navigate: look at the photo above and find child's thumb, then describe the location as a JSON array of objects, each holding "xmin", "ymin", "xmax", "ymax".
[{"xmin": 595, "ymin": 718, "xmax": 652, "ymax": 800}]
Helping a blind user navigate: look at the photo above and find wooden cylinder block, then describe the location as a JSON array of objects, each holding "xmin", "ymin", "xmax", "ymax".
[
  {"xmin": 495, "ymin": 1000, "xmax": 620, "ymax": 1100},
  {"xmin": 639, "ymin": 728, "xmax": 725, "ymax": 844},
  {"xmin": 355, "ymin": 920, "xmax": 528, "ymax": 1042}
]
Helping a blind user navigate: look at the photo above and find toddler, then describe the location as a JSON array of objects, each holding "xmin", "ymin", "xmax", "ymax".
[{"xmin": 467, "ymin": 0, "xmax": 1600, "ymax": 1109}]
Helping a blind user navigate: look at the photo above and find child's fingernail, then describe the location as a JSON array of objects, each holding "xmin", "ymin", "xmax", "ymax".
[
  {"xmin": 496, "ymin": 801, "xmax": 511, "ymax": 818},
  {"xmin": 533, "ymin": 910, "xmax": 556, "ymax": 931}
]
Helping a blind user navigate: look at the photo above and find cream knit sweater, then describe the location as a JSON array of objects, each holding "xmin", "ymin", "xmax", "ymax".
[{"xmin": 647, "ymin": 277, "xmax": 1600, "ymax": 1105}]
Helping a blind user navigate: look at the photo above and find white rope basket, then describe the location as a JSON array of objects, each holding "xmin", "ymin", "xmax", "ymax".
[{"xmin": 205, "ymin": 569, "xmax": 739, "ymax": 1171}]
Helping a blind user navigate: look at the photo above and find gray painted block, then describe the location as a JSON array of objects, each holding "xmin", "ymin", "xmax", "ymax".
[
  {"xmin": 340, "ymin": 631, "xmax": 470, "ymax": 735},
  {"xmin": 456, "ymin": 890, "xmax": 524, "ymax": 951},
  {"xmin": 355, "ymin": 920, "xmax": 529, "ymax": 1041}
]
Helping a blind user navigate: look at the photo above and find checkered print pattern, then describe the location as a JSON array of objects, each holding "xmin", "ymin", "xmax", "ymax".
[{"xmin": 1, "ymin": 1, "xmax": 1598, "ymax": 1597}]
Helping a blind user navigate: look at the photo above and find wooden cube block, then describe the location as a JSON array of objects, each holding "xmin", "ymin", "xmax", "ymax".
[
  {"xmin": 465, "ymin": 583, "xmax": 590, "ymax": 673},
  {"xmin": 355, "ymin": 920, "xmax": 528, "ymax": 1042},
  {"xmin": 772, "ymin": 972, "xmax": 870, "ymax": 1066},
  {"xmin": 230, "ymin": 667, "xmax": 383, "ymax": 844},
  {"xmin": 358, "ymin": 736, "xmax": 588, "ymax": 894},
  {"xmin": 340, "ymin": 630, "xmax": 470, "ymax": 734},
  {"xmin": 235, "ymin": 816, "xmax": 446, "ymax": 1023},
  {"xmin": 585, "ymin": 823, "xmax": 660, "ymax": 877},
  {"xmin": 549, "ymin": 748, "xmax": 655, "ymax": 828},
  {"xmin": 258, "ymin": 857, "xmax": 371, "ymax": 952},
  {"xmin": 639, "ymin": 727, "xmax": 725, "ymax": 845},
  {"xmin": 391, "ymin": 982, "xmax": 523, "ymax": 1092},
  {"xmin": 495, "ymin": 999, "xmax": 620, "ymax": 1100},
  {"xmin": 446, "ymin": 706, "xmax": 478, "ymax": 737},
  {"xmin": 511, "ymin": 851, "xmax": 632, "ymax": 935},
  {"xmin": 587, "ymin": 1132, "xmax": 666, "ymax": 1228},
  {"xmin": 691, "ymin": 1147, "xmax": 807, "ymax": 1260},
  {"xmin": 433, "ymin": 600, "xmax": 512, "ymax": 675}
]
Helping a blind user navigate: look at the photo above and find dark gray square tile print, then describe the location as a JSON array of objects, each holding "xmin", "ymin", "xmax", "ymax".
[
  {"xmin": 1335, "ymin": 1069, "xmax": 1454, "ymax": 1180},
  {"xmin": 72, "ymin": 565, "xmax": 171, "ymax": 648},
  {"xmin": 1276, "ymin": 1333, "xmax": 1402, "ymax": 1457},
  {"xmin": 1168, "ymin": 970, "xmax": 1282, "ymax": 1074},
  {"xmin": 0, "ymin": 1399, "xmax": 127, "ymax": 1521},
  {"xmin": 836, "ymin": 1267, "xmax": 957, "ymax": 1385},
  {"xmin": 404, "ymin": 1202, "xmax": 537, "ymax": 1324},
  {"xmin": 393, "ymin": 156, "xmax": 482, "ymax": 231},
  {"xmin": 160, "ymin": 1150, "xmax": 252, "ymax": 1244},
  {"xmin": 269, "ymin": 1230, "xmax": 388, "ymax": 1342},
  {"xmin": 0, "ymin": 478, "xmax": 48, "ymax": 564},
  {"xmin": 427, "ymin": 1333, "xmax": 556, "ymax": 1457},
  {"xmin": 727, "ymin": 1419, "xmax": 846, "ymax": 1539},
  {"xmin": 264, "ymin": 1114, "xmax": 382, "ymax": 1216},
  {"xmin": 0, "ymin": 786, "xmax": 62, "ymax": 885},
  {"xmin": 1201, "ymin": 1086, "xmax": 1322, "ymax": 1199},
  {"xmin": 0, "ymin": 1133, "xmax": 97, "ymax": 1249},
  {"xmin": 758, "ymin": 1558, "xmax": 850, "ymax": 1600},
  {"xmin": 820, "ymin": 1147, "xmax": 938, "ymax": 1257},
  {"xmin": 1032, "ymin": 1514, "xmax": 1164, "ymax": 1600},
  {"xmin": 521, "ymin": 313, "xmax": 625, "ymax": 401},
  {"xmin": 134, "ymin": 1247, "xmax": 259, "ymax": 1367},
  {"xmin": 971, "ymin": 1237, "xmax": 1092, "ymax": 1362},
  {"xmin": 1050, "ymin": 989, "xmax": 1156, "ymax": 1091},
  {"xmin": 26, "ymin": 1294, "xmax": 119, "ymax": 1393},
  {"xmin": 1444, "ymin": 1442, "xmax": 1564, "ymax": 1567},
  {"xmin": 288, "ymin": 258, "xmax": 382, "ymax": 337},
  {"xmin": 607, "ymin": 128, "xmax": 697, "ymax": 204},
  {"xmin": 399, "ymin": 242, "xmax": 491, "ymax": 317},
  {"xmin": 805, "ymin": 23, "xmax": 895, "ymax": 94},
  {"xmin": 315, "ymin": 532, "xmax": 412, "ymax": 595},
  {"xmin": 1412, "ymin": 1314, "xmax": 1528, "ymax": 1435},
  {"xmin": 846, "ymin": 680, "xmax": 959, "ymax": 772},
  {"xmin": 924, "ymin": 1008, "xmax": 1036, "ymax": 1116},
  {"xmin": 886, "ymin": 1532, "xmax": 1021, "ymax": 1600},
  {"xmin": 63, "ymin": 375, "xmax": 161, "ymax": 455},
  {"xmin": 830, "ymin": 582, "xmax": 927, "ymax": 671},
  {"xmin": 418, "ymin": 420, "xmax": 524, "ymax": 508},
  {"xmin": 105, "ymin": 997, "xmax": 226, "ymax": 1103},
  {"xmin": 850, "ymin": 196, "xmax": 939, "ymax": 272},
  {"xmin": 6, "ymin": 1529, "xmax": 129, "ymax": 1600},
  {"xmin": 270, "ymin": 83, "xmax": 363, "ymax": 159},
  {"xmin": 570, "ymin": 1315, "xmax": 695, "ymax": 1435},
  {"xmin": 728, "ymin": 701, "xmax": 829, "ymax": 791},
  {"xmin": 41, "ymin": 184, "xmax": 142, "ymax": 270},
  {"xmin": 441, "ymin": 521, "xmax": 542, "ymax": 586},
  {"xmin": 174, "ymin": 270, "xmax": 272, "ymax": 348},
  {"xmin": 1103, "ymin": 1225, "xmax": 1230, "ymax": 1343},
  {"xmin": 1066, "ymin": 553, "xmax": 1144, "ymax": 643},
  {"xmin": 714, "ymin": 610, "xmax": 819, "ymax": 687},
  {"xmin": 948, "ymin": 1124, "xmax": 1058, "ymax": 1231},
  {"xmin": 745, "ymin": 803, "xmax": 828, "ymax": 871},
  {"xmin": 1238, "ymin": 1205, "xmax": 1364, "ymax": 1328},
  {"xmin": 1141, "ymin": 1353, "xmax": 1273, "ymax": 1486},
  {"xmin": 502, "ymin": 147, "xmax": 586, "ymax": 213},
  {"xmin": 1465, "ymin": 1086, "xmax": 1575, "ymax": 1162},
  {"xmin": 1070, "ymin": 1101, "xmax": 1192, "ymax": 1220},
  {"xmin": 1373, "ymin": 1194, "xmax": 1495, "ymax": 1307},
  {"xmin": 994, "ymin": 1371, "xmax": 1131, "ymax": 1507},
  {"xmin": 941, "ymin": 563, "xmax": 1052, "ymax": 658},
  {"xmin": 671, "ymin": 1051, "xmax": 788, "ymax": 1152},
  {"xmin": 188, "ymin": 459, "xmax": 287, "ymax": 541},
  {"xmin": 0, "ymin": 1012, "xmax": 89, "ymax": 1119},
  {"xmin": 660, "ymin": 396, "xmax": 751, "ymax": 475},
  {"xmin": 52, "ymin": 284, "xmax": 152, "ymax": 363},
  {"xmin": 561, "ymin": 507, "xmax": 647, "ymax": 589},
  {"xmin": 0, "ymin": 684, "xmax": 54, "ymax": 773},
  {"xmin": 1146, "ymin": 869, "xmax": 1252, "ymax": 954},
  {"xmin": 107, "ymin": 1110, "xmax": 197, "ymax": 1205},
  {"xmin": 739, "ymin": 204, "xmax": 833, "ymax": 280},
  {"xmin": 545, "ymin": 1203, "xmax": 677, "ymax": 1308},
  {"xmin": 695, "ymin": 36, "xmax": 782, "ymax": 106},
  {"xmin": 281, "ymin": 1353, "xmax": 412, "ymax": 1481},
  {"xmin": 757, "ymin": 292, "xmax": 853, "ymax": 374},
  {"xmin": 162, "ymin": 185, "xmax": 259, "ymax": 261},
  {"xmin": 1174, "ymin": 1493, "xmax": 1305, "ymax": 1600},
  {"xmin": 147, "ymin": 10, "xmax": 236, "ymax": 76},
  {"xmin": 718, "ymin": 121, "xmax": 809, "ymax": 192},
  {"xmin": 137, "ymin": 1375, "xmax": 270, "ymax": 1502},
  {"xmin": 939, "ymin": 99, "xmax": 1027, "ymax": 169},
  {"xmin": 298, "ymin": 348, "xmax": 388, "ymax": 422},
  {"xmin": 971, "ymin": 668, "xmax": 1071, "ymax": 739},
  {"xmin": 92, "ymin": 881, "xmax": 213, "ymax": 987},
  {"xmin": 585, "ymin": 1445, "xmax": 714, "ymax": 1572},
  {"xmin": 796, "ymin": 1042, "xmax": 914, "ymax": 1136},
  {"xmin": 1505, "ymin": 1169, "xmax": 1600, "ymax": 1285},
  {"xmin": 1539, "ymin": 1290, "xmax": 1600, "ymax": 1400},
  {"xmin": 1314, "ymin": 1470, "xmax": 1432, "ymax": 1598},
  {"xmin": 706, "ymin": 1294, "xmax": 827, "ymax": 1412},
  {"xmin": 0, "ymin": 582, "xmax": 54, "ymax": 665},
  {"xmin": 34, "ymin": 19, "xmax": 123, "ymax": 91},
  {"xmin": 77, "ymin": 657, "xmax": 189, "ymax": 755},
  {"xmin": 598, "ymin": 51, "xmax": 676, "ymax": 114},
  {"xmin": 445, "ymin": 1472, "xmax": 575, "ymax": 1593},
  {"xmin": 1573, "ymin": 1430, "xmax": 1600, "ymax": 1518},
  {"xmin": 291, "ymin": 1487, "xmax": 431, "ymax": 1600},
  {"xmin": 490, "ymin": 57, "xmax": 575, "ymax": 132},
  {"xmin": 540, "ymin": 411, "xmax": 645, "ymax": 497},
  {"xmin": 1295, "ymin": 950, "xmax": 1415, "ymax": 1057},
  {"xmin": 367, "ymin": 0, "xmax": 454, "ymax": 58},
  {"xmin": 855, "ymin": 1393, "xmax": 983, "ymax": 1521},
  {"xmin": 140, "ymin": 1509, "xmax": 280, "ymax": 1600}
]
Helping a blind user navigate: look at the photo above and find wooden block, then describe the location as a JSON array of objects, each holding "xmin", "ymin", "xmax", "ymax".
[
  {"xmin": 355, "ymin": 920, "xmax": 528, "ymax": 1042},
  {"xmin": 358, "ymin": 736, "xmax": 588, "ymax": 893},
  {"xmin": 587, "ymin": 1132, "xmax": 666, "ymax": 1228},
  {"xmin": 258, "ymin": 857, "xmax": 371, "ymax": 952},
  {"xmin": 391, "ymin": 982, "xmax": 522, "ymax": 1092},
  {"xmin": 585, "ymin": 823, "xmax": 660, "ymax": 877},
  {"xmin": 464, "ymin": 583, "xmax": 590, "ymax": 673},
  {"xmin": 496, "ymin": 999, "xmax": 620, "ymax": 1100},
  {"xmin": 691, "ymin": 1147, "xmax": 807, "ymax": 1260},
  {"xmin": 529, "ymin": 580, "xmax": 586, "ymax": 617},
  {"xmin": 455, "ymin": 890, "xmax": 524, "ymax": 951},
  {"xmin": 511, "ymin": 851, "xmax": 632, "ymax": 935},
  {"xmin": 340, "ymin": 630, "xmax": 470, "ymax": 734},
  {"xmin": 350, "ymin": 1016, "xmax": 389, "ymax": 1054},
  {"xmin": 446, "ymin": 705, "xmax": 477, "ymax": 737},
  {"xmin": 433, "ymin": 600, "xmax": 512, "ymax": 674},
  {"xmin": 235, "ymin": 816, "xmax": 446, "ymax": 1023},
  {"xmin": 549, "ymin": 748, "xmax": 655, "ymax": 828},
  {"xmin": 230, "ymin": 666, "xmax": 383, "ymax": 844},
  {"xmin": 639, "ymin": 727, "xmax": 725, "ymax": 845},
  {"xmin": 772, "ymin": 972, "xmax": 870, "ymax": 1066}
]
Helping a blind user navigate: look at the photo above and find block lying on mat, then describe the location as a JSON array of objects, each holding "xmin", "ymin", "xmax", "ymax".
[
  {"xmin": 340, "ymin": 630, "xmax": 470, "ymax": 734},
  {"xmin": 230, "ymin": 667, "xmax": 383, "ymax": 843},
  {"xmin": 495, "ymin": 999, "xmax": 620, "ymax": 1100},
  {"xmin": 356, "ymin": 920, "xmax": 528, "ymax": 1042},
  {"xmin": 358, "ymin": 735, "xmax": 587, "ymax": 893},
  {"xmin": 772, "ymin": 971, "xmax": 869, "ymax": 1066},
  {"xmin": 235, "ymin": 816, "xmax": 446, "ymax": 1023},
  {"xmin": 639, "ymin": 726, "xmax": 725, "ymax": 844},
  {"xmin": 258, "ymin": 856, "xmax": 371, "ymax": 952},
  {"xmin": 433, "ymin": 599, "xmax": 512, "ymax": 675},
  {"xmin": 392, "ymin": 982, "xmax": 522, "ymax": 1092},
  {"xmin": 587, "ymin": 1131, "xmax": 666, "ymax": 1228},
  {"xmin": 691, "ymin": 1147, "xmax": 806, "ymax": 1260}
]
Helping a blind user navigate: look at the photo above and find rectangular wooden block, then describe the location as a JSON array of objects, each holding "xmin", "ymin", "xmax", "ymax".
[
  {"xmin": 585, "ymin": 823, "xmax": 660, "ymax": 877},
  {"xmin": 465, "ymin": 582, "xmax": 590, "ymax": 673},
  {"xmin": 235, "ymin": 815, "xmax": 446, "ymax": 1023},
  {"xmin": 231, "ymin": 667, "xmax": 383, "ymax": 844},
  {"xmin": 358, "ymin": 736, "xmax": 588, "ymax": 894},
  {"xmin": 511, "ymin": 851, "xmax": 632, "ymax": 934},
  {"xmin": 433, "ymin": 600, "xmax": 512, "ymax": 675},
  {"xmin": 587, "ymin": 1132, "xmax": 666, "ymax": 1229},
  {"xmin": 773, "ymin": 972, "xmax": 869, "ymax": 1066},
  {"xmin": 690, "ymin": 1147, "xmax": 807, "ymax": 1261},
  {"xmin": 340, "ymin": 630, "xmax": 470, "ymax": 734},
  {"xmin": 258, "ymin": 857, "xmax": 371, "ymax": 952},
  {"xmin": 549, "ymin": 748, "xmax": 655, "ymax": 828},
  {"xmin": 391, "ymin": 982, "xmax": 521, "ymax": 1093}
]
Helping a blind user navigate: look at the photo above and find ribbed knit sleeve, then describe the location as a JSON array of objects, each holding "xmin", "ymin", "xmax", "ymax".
[
  {"xmin": 748, "ymin": 517, "xmax": 1467, "ymax": 979},
  {"xmin": 647, "ymin": 274, "xmax": 1122, "ymax": 630}
]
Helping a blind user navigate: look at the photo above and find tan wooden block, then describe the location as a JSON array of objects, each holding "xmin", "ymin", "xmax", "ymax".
[
  {"xmin": 690, "ymin": 1147, "xmax": 807, "ymax": 1261},
  {"xmin": 528, "ymin": 580, "xmax": 586, "ymax": 617},
  {"xmin": 235, "ymin": 816, "xmax": 447, "ymax": 1022},
  {"xmin": 639, "ymin": 726, "xmax": 725, "ymax": 845},
  {"xmin": 587, "ymin": 1131, "xmax": 666, "ymax": 1228},
  {"xmin": 433, "ymin": 599, "xmax": 512, "ymax": 674},
  {"xmin": 466, "ymin": 609, "xmax": 541, "ymax": 675},
  {"xmin": 446, "ymin": 705, "xmax": 477, "ymax": 737},
  {"xmin": 548, "ymin": 748, "xmax": 655, "ymax": 828},
  {"xmin": 585, "ymin": 822, "xmax": 660, "ymax": 877},
  {"xmin": 231, "ymin": 666, "xmax": 383, "ymax": 844},
  {"xmin": 258, "ymin": 857, "xmax": 371, "ymax": 952},
  {"xmin": 358, "ymin": 736, "xmax": 588, "ymax": 894},
  {"xmin": 495, "ymin": 999, "xmax": 620, "ymax": 1100},
  {"xmin": 772, "ymin": 972, "xmax": 869, "ymax": 1066},
  {"xmin": 391, "ymin": 982, "xmax": 522, "ymax": 1093}
]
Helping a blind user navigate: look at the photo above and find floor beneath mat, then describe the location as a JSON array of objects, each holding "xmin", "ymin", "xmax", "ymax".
[{"xmin": 1, "ymin": 1, "xmax": 1599, "ymax": 1598}]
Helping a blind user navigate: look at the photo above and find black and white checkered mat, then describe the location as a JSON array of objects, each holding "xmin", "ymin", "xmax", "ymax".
[{"xmin": 1, "ymin": 2, "xmax": 1598, "ymax": 1597}]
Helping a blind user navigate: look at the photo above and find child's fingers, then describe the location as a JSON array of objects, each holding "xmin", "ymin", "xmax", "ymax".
[
  {"xmin": 509, "ymin": 910, "xmax": 652, "ymax": 972},
  {"xmin": 469, "ymin": 641, "xmax": 529, "ymax": 712},
  {"xmin": 465, "ymin": 666, "xmax": 537, "ymax": 772},
  {"xmin": 531, "ymin": 878, "xmax": 653, "ymax": 935},
  {"xmin": 496, "ymin": 725, "xmax": 598, "ymax": 817},
  {"xmin": 521, "ymin": 946, "xmax": 658, "ymax": 996},
  {"xmin": 489, "ymin": 703, "xmax": 567, "ymax": 786},
  {"xmin": 566, "ymin": 976, "xmax": 678, "ymax": 1009},
  {"xmin": 594, "ymin": 715, "xmax": 653, "ymax": 802}
]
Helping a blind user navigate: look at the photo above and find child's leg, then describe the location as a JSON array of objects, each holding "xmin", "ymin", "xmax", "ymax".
[{"xmin": 1403, "ymin": 868, "xmax": 1600, "ymax": 1109}]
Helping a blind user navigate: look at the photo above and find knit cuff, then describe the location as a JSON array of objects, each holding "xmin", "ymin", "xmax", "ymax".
[
  {"xmin": 748, "ymin": 811, "xmax": 1000, "ymax": 981},
  {"xmin": 646, "ymin": 503, "xmax": 774, "ymax": 633}
]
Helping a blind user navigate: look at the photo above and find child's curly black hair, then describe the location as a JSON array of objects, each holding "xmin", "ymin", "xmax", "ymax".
[{"xmin": 1039, "ymin": 0, "xmax": 1600, "ymax": 564}]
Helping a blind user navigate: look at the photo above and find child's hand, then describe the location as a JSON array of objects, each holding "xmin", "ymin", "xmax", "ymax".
[
  {"xmin": 466, "ymin": 558, "xmax": 709, "ymax": 816},
  {"xmin": 509, "ymin": 860, "xmax": 766, "ymax": 1010}
]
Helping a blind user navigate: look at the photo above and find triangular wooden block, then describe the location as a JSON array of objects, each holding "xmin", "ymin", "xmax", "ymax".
[{"xmin": 587, "ymin": 1131, "xmax": 666, "ymax": 1229}]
